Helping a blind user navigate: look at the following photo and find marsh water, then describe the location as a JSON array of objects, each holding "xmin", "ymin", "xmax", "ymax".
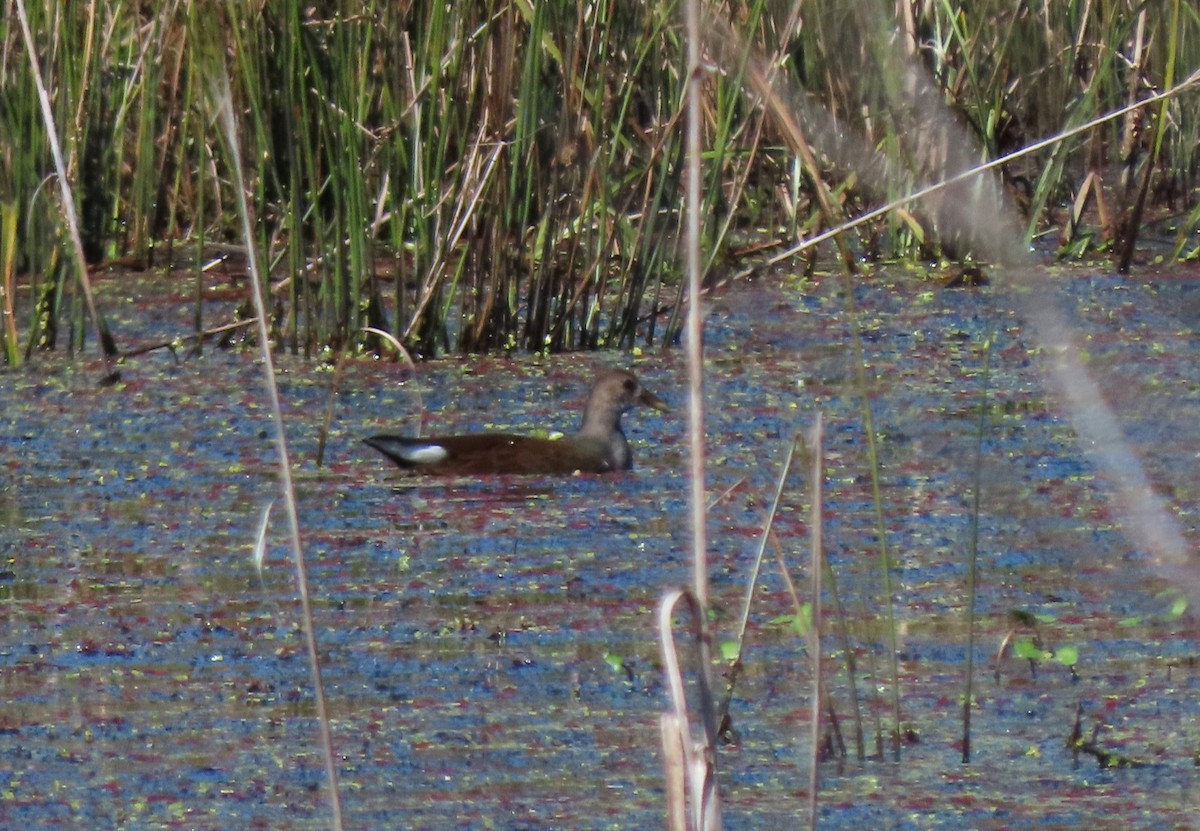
[{"xmin": 4, "ymin": 264, "xmax": 1200, "ymax": 828}]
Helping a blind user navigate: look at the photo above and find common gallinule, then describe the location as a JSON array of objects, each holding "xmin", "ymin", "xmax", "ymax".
[{"xmin": 363, "ymin": 368, "xmax": 668, "ymax": 475}]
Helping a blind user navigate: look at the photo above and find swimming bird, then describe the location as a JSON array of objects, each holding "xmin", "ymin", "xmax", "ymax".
[{"xmin": 363, "ymin": 368, "xmax": 667, "ymax": 475}]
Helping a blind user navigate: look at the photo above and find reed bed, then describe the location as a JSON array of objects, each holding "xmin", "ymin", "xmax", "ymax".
[
  {"xmin": 3, "ymin": 1, "xmax": 680, "ymax": 359},
  {"xmin": 2, "ymin": 0, "xmax": 1198, "ymax": 362}
]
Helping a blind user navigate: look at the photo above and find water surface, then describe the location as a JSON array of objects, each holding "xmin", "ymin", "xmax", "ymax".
[{"xmin": 2, "ymin": 266, "xmax": 1199, "ymax": 828}]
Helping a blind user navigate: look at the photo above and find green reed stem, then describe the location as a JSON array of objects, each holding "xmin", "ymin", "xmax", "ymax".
[
  {"xmin": 840, "ymin": 270, "xmax": 903, "ymax": 761},
  {"xmin": 961, "ymin": 324, "xmax": 994, "ymax": 763}
]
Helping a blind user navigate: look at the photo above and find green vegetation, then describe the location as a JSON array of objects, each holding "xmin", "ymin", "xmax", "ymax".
[{"xmin": 1, "ymin": 0, "xmax": 1198, "ymax": 361}]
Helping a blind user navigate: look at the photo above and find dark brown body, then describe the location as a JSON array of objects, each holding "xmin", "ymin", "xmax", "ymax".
[{"xmin": 363, "ymin": 369, "xmax": 667, "ymax": 476}]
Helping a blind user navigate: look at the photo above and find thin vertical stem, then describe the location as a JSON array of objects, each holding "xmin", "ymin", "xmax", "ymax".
[
  {"xmin": 807, "ymin": 413, "xmax": 825, "ymax": 831},
  {"xmin": 683, "ymin": 0, "xmax": 706, "ymax": 612},
  {"xmin": 683, "ymin": 4, "xmax": 719, "ymax": 827},
  {"xmin": 962, "ymin": 327, "xmax": 993, "ymax": 764},
  {"xmin": 210, "ymin": 71, "xmax": 345, "ymax": 831}
]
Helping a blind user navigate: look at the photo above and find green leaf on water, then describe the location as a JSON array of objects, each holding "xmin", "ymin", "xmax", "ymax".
[
  {"xmin": 1054, "ymin": 646, "xmax": 1078, "ymax": 667},
  {"xmin": 1167, "ymin": 594, "xmax": 1188, "ymax": 620},
  {"xmin": 1013, "ymin": 638, "xmax": 1048, "ymax": 660},
  {"xmin": 1153, "ymin": 588, "xmax": 1188, "ymax": 620},
  {"xmin": 770, "ymin": 604, "xmax": 814, "ymax": 638}
]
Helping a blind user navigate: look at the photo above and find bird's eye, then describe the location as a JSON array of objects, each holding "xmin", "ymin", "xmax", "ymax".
[{"xmin": 623, "ymin": 378, "xmax": 636, "ymax": 392}]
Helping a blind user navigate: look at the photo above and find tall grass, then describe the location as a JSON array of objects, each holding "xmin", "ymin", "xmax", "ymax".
[{"xmin": 2, "ymin": 0, "xmax": 1198, "ymax": 363}]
